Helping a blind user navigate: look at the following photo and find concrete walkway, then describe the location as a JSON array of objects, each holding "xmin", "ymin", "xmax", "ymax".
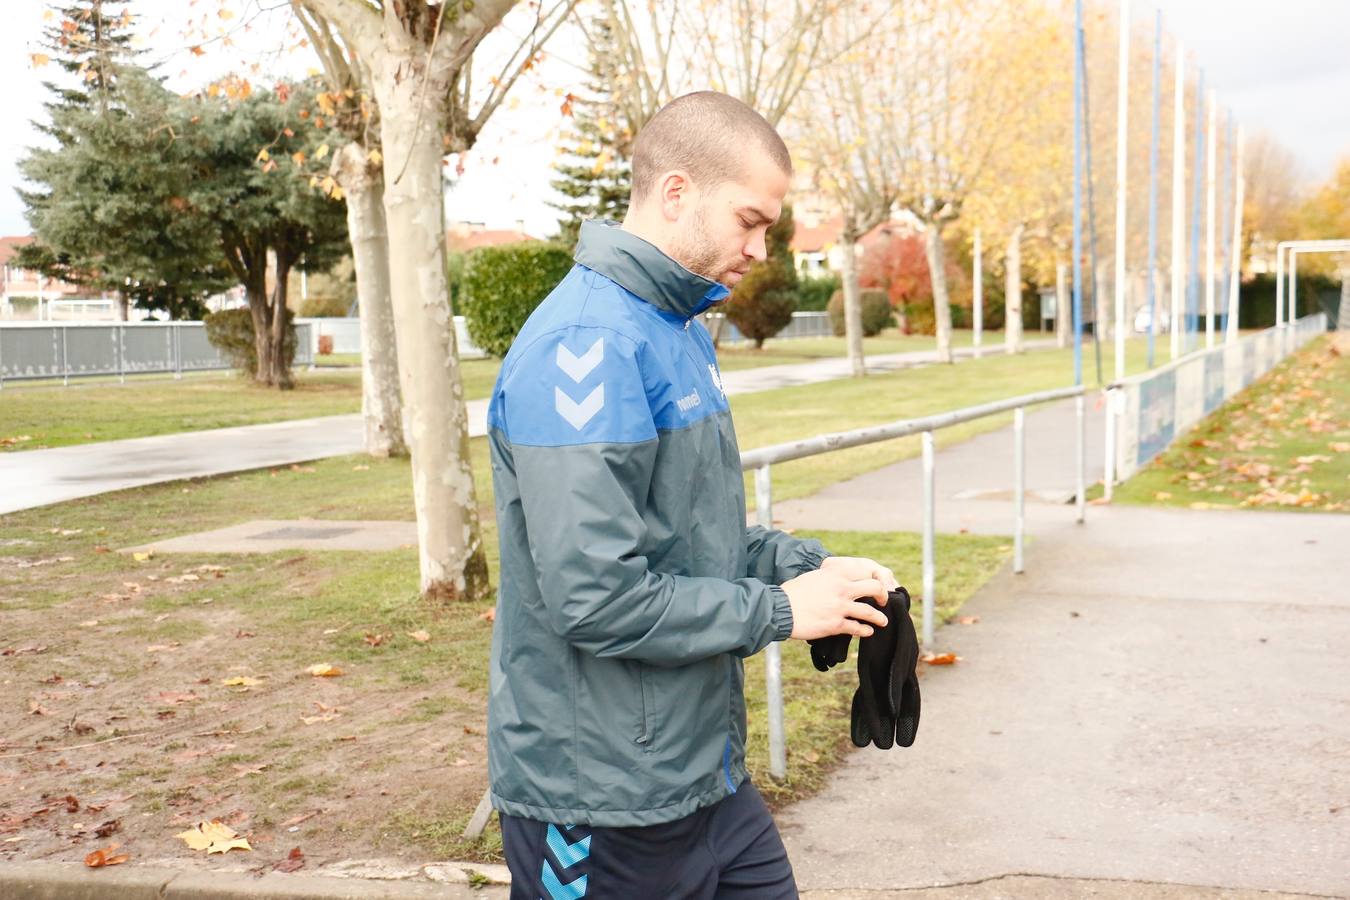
[
  {"xmin": 773, "ymin": 404, "xmax": 1350, "ymax": 897},
  {"xmin": 0, "ymin": 340, "xmax": 1054, "ymax": 515}
]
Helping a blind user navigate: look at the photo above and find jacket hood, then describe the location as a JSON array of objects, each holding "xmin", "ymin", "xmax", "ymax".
[{"xmin": 574, "ymin": 219, "xmax": 730, "ymax": 320}]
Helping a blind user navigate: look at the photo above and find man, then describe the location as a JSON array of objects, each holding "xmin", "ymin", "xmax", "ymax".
[{"xmin": 486, "ymin": 91, "xmax": 900, "ymax": 899}]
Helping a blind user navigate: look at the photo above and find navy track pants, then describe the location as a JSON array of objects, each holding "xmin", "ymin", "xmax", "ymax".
[{"xmin": 499, "ymin": 780, "xmax": 797, "ymax": 900}]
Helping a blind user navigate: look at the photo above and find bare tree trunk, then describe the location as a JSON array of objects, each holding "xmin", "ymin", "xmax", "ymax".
[
  {"xmin": 1095, "ymin": 258, "xmax": 1111, "ymax": 343},
  {"xmin": 925, "ymin": 222, "xmax": 954, "ymax": 364},
  {"xmin": 1335, "ymin": 274, "xmax": 1350, "ymax": 354},
  {"xmin": 839, "ymin": 228, "xmax": 866, "ymax": 377},
  {"xmin": 375, "ymin": 67, "xmax": 490, "ymax": 603},
  {"xmin": 710, "ymin": 312, "xmax": 728, "ymax": 348},
  {"xmin": 1055, "ymin": 260, "xmax": 1069, "ymax": 349},
  {"xmin": 245, "ymin": 273, "xmax": 273, "ymax": 387},
  {"xmin": 116, "ymin": 293, "xmax": 130, "ymax": 322},
  {"xmin": 270, "ymin": 253, "xmax": 295, "ymax": 390},
  {"xmin": 334, "ymin": 142, "xmax": 406, "ymax": 457},
  {"xmin": 1004, "ymin": 223, "xmax": 1024, "ymax": 355}
]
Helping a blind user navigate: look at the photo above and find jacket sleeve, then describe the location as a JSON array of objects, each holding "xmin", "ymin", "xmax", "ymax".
[
  {"xmin": 743, "ymin": 526, "xmax": 831, "ymax": 585},
  {"xmin": 501, "ymin": 325, "xmax": 793, "ymax": 667}
]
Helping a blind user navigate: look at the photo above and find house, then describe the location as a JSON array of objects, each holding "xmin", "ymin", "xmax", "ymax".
[
  {"xmin": 0, "ymin": 235, "xmax": 88, "ymax": 319},
  {"xmin": 789, "ymin": 210, "xmax": 924, "ymax": 278},
  {"xmin": 446, "ymin": 221, "xmax": 540, "ymax": 255}
]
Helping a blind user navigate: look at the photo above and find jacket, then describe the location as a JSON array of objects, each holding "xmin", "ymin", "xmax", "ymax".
[{"xmin": 485, "ymin": 219, "xmax": 830, "ymax": 827}]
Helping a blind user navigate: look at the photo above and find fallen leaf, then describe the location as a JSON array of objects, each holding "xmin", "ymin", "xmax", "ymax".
[
  {"xmin": 157, "ymin": 691, "xmax": 200, "ymax": 705},
  {"xmin": 362, "ymin": 633, "xmax": 385, "ymax": 647},
  {"xmin": 352, "ymin": 464, "xmax": 370, "ymax": 471},
  {"xmin": 235, "ymin": 630, "xmax": 256, "ymax": 638},
  {"xmin": 306, "ymin": 664, "xmax": 343, "ymax": 678},
  {"xmin": 64, "ymin": 795, "xmax": 80, "ymax": 813},
  {"xmin": 921, "ymin": 652, "xmax": 961, "ymax": 665},
  {"xmin": 222, "ymin": 676, "xmax": 263, "ymax": 688},
  {"xmin": 146, "ymin": 643, "xmax": 180, "ymax": 653},
  {"xmin": 955, "ymin": 615, "xmax": 980, "ymax": 625},
  {"xmin": 94, "ymin": 819, "xmax": 121, "ymax": 838},
  {"xmin": 176, "ymin": 820, "xmax": 251, "ymax": 854},
  {"xmin": 132, "ymin": 551, "xmax": 153, "ymax": 562},
  {"xmin": 1154, "ymin": 491, "xmax": 1173, "ymax": 501},
  {"xmin": 84, "ymin": 844, "xmax": 129, "ymax": 867},
  {"xmin": 478, "ymin": 608, "xmax": 496, "ymax": 623},
  {"xmin": 3, "ymin": 645, "xmax": 47, "ymax": 656},
  {"xmin": 273, "ymin": 846, "xmax": 305, "ymax": 873},
  {"xmin": 406, "ymin": 630, "xmax": 431, "ymax": 643},
  {"xmin": 232, "ymin": 763, "xmax": 268, "ymax": 778}
]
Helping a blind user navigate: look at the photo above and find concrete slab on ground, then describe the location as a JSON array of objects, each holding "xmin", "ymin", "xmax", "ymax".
[
  {"xmin": 121, "ymin": 519, "xmax": 418, "ymax": 554},
  {"xmin": 799, "ymin": 876, "xmax": 1331, "ymax": 899},
  {"xmin": 778, "ymin": 504, "xmax": 1350, "ymax": 897}
]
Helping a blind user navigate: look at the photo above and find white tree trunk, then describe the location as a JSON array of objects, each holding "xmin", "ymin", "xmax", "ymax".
[
  {"xmin": 839, "ymin": 232, "xmax": 866, "ymax": 377},
  {"xmin": 1338, "ymin": 276, "xmax": 1350, "ymax": 332},
  {"xmin": 375, "ymin": 70, "xmax": 489, "ymax": 603},
  {"xmin": 1055, "ymin": 260, "xmax": 1069, "ymax": 349},
  {"xmin": 925, "ymin": 222, "xmax": 954, "ymax": 364},
  {"xmin": 334, "ymin": 142, "xmax": 406, "ymax": 458},
  {"xmin": 1004, "ymin": 224, "xmax": 1025, "ymax": 355},
  {"xmin": 1095, "ymin": 258, "xmax": 1111, "ymax": 343}
]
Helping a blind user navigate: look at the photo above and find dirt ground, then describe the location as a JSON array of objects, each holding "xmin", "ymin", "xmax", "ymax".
[{"xmin": 0, "ymin": 536, "xmax": 501, "ymax": 874}]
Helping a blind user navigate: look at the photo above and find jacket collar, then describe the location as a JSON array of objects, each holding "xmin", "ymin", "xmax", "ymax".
[{"xmin": 574, "ymin": 219, "xmax": 730, "ymax": 320}]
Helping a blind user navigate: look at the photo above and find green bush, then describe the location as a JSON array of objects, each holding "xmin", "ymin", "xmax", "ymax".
[
  {"xmin": 461, "ymin": 242, "xmax": 574, "ymax": 357},
  {"xmin": 827, "ymin": 287, "xmax": 892, "ymax": 337},
  {"xmin": 204, "ymin": 307, "xmax": 297, "ymax": 376},
  {"xmin": 298, "ymin": 294, "xmax": 349, "ymax": 317},
  {"xmin": 796, "ymin": 274, "xmax": 839, "ymax": 312},
  {"xmin": 724, "ymin": 205, "xmax": 798, "ymax": 348}
]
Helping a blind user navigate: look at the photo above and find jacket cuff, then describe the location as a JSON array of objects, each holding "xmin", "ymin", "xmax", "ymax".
[
  {"xmin": 769, "ymin": 585, "xmax": 794, "ymax": 642},
  {"xmin": 789, "ymin": 544, "xmax": 831, "ymax": 579}
]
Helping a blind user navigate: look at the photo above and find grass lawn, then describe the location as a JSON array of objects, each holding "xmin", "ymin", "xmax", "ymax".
[
  {"xmin": 0, "ymin": 451, "xmax": 1011, "ymax": 867},
  {"xmin": 3, "ymin": 329, "xmax": 1147, "ymax": 455},
  {"xmin": 1110, "ymin": 335, "xmax": 1349, "ymax": 512}
]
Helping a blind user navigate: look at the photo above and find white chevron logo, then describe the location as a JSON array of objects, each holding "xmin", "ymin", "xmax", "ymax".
[
  {"xmin": 555, "ymin": 384, "xmax": 605, "ymax": 430},
  {"xmin": 556, "ymin": 338, "xmax": 605, "ymax": 383}
]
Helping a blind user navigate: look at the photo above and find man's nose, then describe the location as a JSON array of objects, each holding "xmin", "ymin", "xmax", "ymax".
[{"xmin": 746, "ymin": 231, "xmax": 768, "ymax": 262}]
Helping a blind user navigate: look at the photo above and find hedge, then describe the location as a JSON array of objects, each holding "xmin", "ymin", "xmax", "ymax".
[{"xmin": 460, "ymin": 242, "xmax": 574, "ymax": 357}]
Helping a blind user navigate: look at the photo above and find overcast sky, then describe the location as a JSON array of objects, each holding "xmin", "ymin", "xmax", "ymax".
[{"xmin": 3, "ymin": 0, "xmax": 1348, "ymax": 239}]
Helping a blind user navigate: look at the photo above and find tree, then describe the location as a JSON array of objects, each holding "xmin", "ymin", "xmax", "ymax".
[
  {"xmin": 18, "ymin": 3, "xmax": 233, "ymax": 319},
  {"xmin": 723, "ymin": 204, "xmax": 797, "ymax": 348},
  {"xmin": 795, "ymin": 14, "xmax": 905, "ymax": 376},
  {"xmin": 293, "ymin": 7, "xmax": 406, "ymax": 457},
  {"xmin": 179, "ymin": 80, "xmax": 350, "ymax": 388},
  {"xmin": 293, "ymin": 0, "xmax": 575, "ymax": 603},
  {"xmin": 891, "ymin": 0, "xmax": 1025, "ymax": 364},
  {"xmin": 550, "ymin": 15, "xmax": 630, "ymax": 249}
]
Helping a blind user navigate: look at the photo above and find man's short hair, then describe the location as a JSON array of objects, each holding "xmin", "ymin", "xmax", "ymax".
[{"xmin": 630, "ymin": 91, "xmax": 792, "ymax": 203}]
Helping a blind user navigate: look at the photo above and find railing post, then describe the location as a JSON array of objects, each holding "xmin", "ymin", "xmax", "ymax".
[
  {"xmin": 756, "ymin": 464, "xmax": 787, "ymax": 783},
  {"xmin": 117, "ymin": 324, "xmax": 125, "ymax": 385},
  {"xmin": 1014, "ymin": 407, "xmax": 1026, "ymax": 574},
  {"xmin": 174, "ymin": 323, "xmax": 183, "ymax": 379},
  {"xmin": 62, "ymin": 326, "xmax": 69, "ymax": 387},
  {"xmin": 1103, "ymin": 389, "xmax": 1117, "ymax": 502},
  {"xmin": 921, "ymin": 431, "xmax": 936, "ymax": 646},
  {"xmin": 1076, "ymin": 394, "xmax": 1086, "ymax": 523}
]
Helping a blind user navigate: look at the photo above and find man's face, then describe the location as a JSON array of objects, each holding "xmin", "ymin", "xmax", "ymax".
[{"xmin": 668, "ymin": 149, "xmax": 790, "ymax": 289}]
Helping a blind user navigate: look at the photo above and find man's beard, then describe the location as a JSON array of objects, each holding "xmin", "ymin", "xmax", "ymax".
[{"xmin": 669, "ymin": 201, "xmax": 726, "ymax": 283}]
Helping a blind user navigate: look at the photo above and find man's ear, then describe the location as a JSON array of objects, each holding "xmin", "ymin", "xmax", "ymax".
[{"xmin": 658, "ymin": 170, "xmax": 693, "ymax": 222}]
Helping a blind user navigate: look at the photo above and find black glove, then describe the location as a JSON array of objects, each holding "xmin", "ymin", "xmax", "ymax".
[
  {"xmin": 850, "ymin": 587, "xmax": 920, "ymax": 749},
  {"xmin": 805, "ymin": 588, "xmax": 921, "ymax": 750}
]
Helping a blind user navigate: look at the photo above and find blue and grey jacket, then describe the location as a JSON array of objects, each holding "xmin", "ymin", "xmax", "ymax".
[{"xmin": 485, "ymin": 220, "xmax": 830, "ymax": 827}]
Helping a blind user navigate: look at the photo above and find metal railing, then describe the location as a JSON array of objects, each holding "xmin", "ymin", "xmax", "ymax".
[
  {"xmin": 740, "ymin": 383, "xmax": 1088, "ymax": 781},
  {"xmin": 0, "ymin": 321, "xmax": 315, "ymax": 388}
]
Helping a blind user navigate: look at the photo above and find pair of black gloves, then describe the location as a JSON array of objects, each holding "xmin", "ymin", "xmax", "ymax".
[{"xmin": 808, "ymin": 587, "xmax": 921, "ymax": 750}]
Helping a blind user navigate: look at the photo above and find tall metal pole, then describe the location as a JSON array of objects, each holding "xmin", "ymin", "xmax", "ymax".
[
  {"xmin": 1072, "ymin": 0, "xmax": 1085, "ymax": 387},
  {"xmin": 1218, "ymin": 112, "xmax": 1234, "ymax": 336},
  {"xmin": 1113, "ymin": 0, "xmax": 1130, "ymax": 381},
  {"xmin": 1146, "ymin": 9, "xmax": 1161, "ymax": 369},
  {"xmin": 973, "ymin": 228, "xmax": 983, "ymax": 358},
  {"xmin": 1187, "ymin": 71, "xmax": 1205, "ymax": 353},
  {"xmin": 1170, "ymin": 42, "xmax": 1185, "ymax": 361},
  {"xmin": 1275, "ymin": 245, "xmax": 1285, "ymax": 329},
  {"xmin": 1227, "ymin": 127, "xmax": 1245, "ymax": 343},
  {"xmin": 1204, "ymin": 89, "xmax": 1218, "ymax": 348},
  {"xmin": 1013, "ymin": 407, "xmax": 1026, "ymax": 574}
]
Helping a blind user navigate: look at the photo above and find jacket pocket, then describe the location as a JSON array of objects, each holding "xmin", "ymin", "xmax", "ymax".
[{"xmin": 635, "ymin": 664, "xmax": 656, "ymax": 751}]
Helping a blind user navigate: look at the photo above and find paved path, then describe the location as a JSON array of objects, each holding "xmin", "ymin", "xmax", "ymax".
[
  {"xmin": 774, "ymin": 403, "xmax": 1350, "ymax": 898},
  {"xmin": 0, "ymin": 340, "xmax": 1054, "ymax": 515}
]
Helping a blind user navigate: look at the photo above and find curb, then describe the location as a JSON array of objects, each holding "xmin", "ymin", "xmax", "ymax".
[{"xmin": 0, "ymin": 861, "xmax": 510, "ymax": 900}]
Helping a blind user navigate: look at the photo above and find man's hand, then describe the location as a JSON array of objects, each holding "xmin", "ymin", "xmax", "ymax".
[
  {"xmin": 781, "ymin": 567, "xmax": 888, "ymax": 640},
  {"xmin": 818, "ymin": 556, "xmax": 900, "ymax": 592}
]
